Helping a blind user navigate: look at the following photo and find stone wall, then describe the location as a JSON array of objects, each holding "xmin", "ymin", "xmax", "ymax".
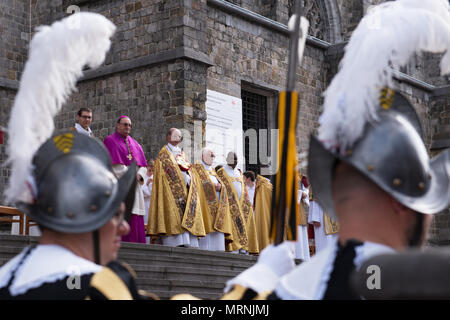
[
  {"xmin": 0, "ymin": 0, "xmax": 28, "ymax": 84},
  {"xmin": 430, "ymin": 89, "xmax": 450, "ymax": 154},
  {"xmin": 0, "ymin": 0, "xmax": 29, "ymax": 201}
]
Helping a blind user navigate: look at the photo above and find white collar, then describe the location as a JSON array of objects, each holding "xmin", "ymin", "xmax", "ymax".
[
  {"xmin": 75, "ymin": 123, "xmax": 92, "ymax": 136},
  {"xmin": 224, "ymin": 164, "xmax": 240, "ymax": 177},
  {"xmin": 167, "ymin": 143, "xmax": 181, "ymax": 155},
  {"xmin": 202, "ymin": 161, "xmax": 212, "ymax": 171},
  {"xmin": 0, "ymin": 245, "xmax": 102, "ymax": 296},
  {"xmin": 247, "ymin": 183, "xmax": 255, "ymax": 191},
  {"xmin": 275, "ymin": 240, "xmax": 396, "ymax": 300}
]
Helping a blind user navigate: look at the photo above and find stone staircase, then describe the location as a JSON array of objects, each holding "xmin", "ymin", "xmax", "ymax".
[{"xmin": 0, "ymin": 235, "xmax": 257, "ymax": 299}]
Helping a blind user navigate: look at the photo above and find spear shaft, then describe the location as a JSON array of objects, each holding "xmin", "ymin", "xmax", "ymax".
[{"xmin": 271, "ymin": 0, "xmax": 304, "ymax": 246}]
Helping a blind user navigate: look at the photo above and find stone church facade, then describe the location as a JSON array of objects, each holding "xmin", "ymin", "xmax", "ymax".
[{"xmin": 0, "ymin": 0, "xmax": 449, "ymax": 243}]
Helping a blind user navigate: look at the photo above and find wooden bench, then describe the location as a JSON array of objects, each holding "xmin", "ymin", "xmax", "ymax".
[{"xmin": 0, "ymin": 206, "xmax": 37, "ymax": 236}]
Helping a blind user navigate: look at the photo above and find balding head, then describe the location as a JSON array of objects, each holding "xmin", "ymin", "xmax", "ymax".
[
  {"xmin": 330, "ymin": 160, "xmax": 428, "ymax": 250},
  {"xmin": 226, "ymin": 152, "xmax": 238, "ymax": 169},
  {"xmin": 167, "ymin": 128, "xmax": 182, "ymax": 146},
  {"xmin": 202, "ymin": 148, "xmax": 216, "ymax": 166}
]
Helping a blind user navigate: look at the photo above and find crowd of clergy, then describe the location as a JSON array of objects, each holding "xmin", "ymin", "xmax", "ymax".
[{"xmin": 25, "ymin": 109, "xmax": 339, "ymax": 260}]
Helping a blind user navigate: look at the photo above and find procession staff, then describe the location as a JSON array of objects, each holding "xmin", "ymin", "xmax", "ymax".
[{"xmin": 270, "ymin": 0, "xmax": 309, "ymax": 245}]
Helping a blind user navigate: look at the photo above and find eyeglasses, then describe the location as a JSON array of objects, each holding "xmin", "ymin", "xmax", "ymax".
[
  {"xmin": 113, "ymin": 210, "xmax": 125, "ymax": 225},
  {"xmin": 80, "ymin": 115, "xmax": 92, "ymax": 119},
  {"xmin": 120, "ymin": 123, "xmax": 132, "ymax": 127}
]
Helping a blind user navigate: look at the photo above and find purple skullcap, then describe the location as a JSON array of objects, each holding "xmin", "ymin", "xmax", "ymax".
[{"xmin": 117, "ymin": 115, "xmax": 130, "ymax": 123}]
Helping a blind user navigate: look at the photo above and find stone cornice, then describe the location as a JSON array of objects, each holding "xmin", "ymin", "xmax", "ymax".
[
  {"xmin": 207, "ymin": 0, "xmax": 331, "ymax": 50},
  {"xmin": 80, "ymin": 47, "xmax": 213, "ymax": 82}
]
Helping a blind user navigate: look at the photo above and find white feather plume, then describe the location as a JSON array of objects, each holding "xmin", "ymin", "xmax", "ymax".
[
  {"xmin": 5, "ymin": 12, "xmax": 116, "ymax": 204},
  {"xmin": 318, "ymin": 0, "xmax": 450, "ymax": 152},
  {"xmin": 287, "ymin": 15, "xmax": 310, "ymax": 66}
]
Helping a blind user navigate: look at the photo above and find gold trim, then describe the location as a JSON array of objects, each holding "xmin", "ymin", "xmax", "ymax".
[
  {"xmin": 380, "ymin": 87, "xmax": 395, "ymax": 110},
  {"xmin": 53, "ymin": 133, "xmax": 74, "ymax": 154},
  {"xmin": 217, "ymin": 168, "xmax": 248, "ymax": 249},
  {"xmin": 159, "ymin": 146, "xmax": 188, "ymax": 218},
  {"xmin": 139, "ymin": 290, "xmax": 160, "ymax": 300},
  {"xmin": 171, "ymin": 293, "xmax": 201, "ymax": 300},
  {"xmin": 90, "ymin": 267, "xmax": 133, "ymax": 300},
  {"xmin": 120, "ymin": 261, "xmax": 137, "ymax": 279},
  {"xmin": 324, "ymin": 212, "xmax": 339, "ymax": 235},
  {"xmin": 255, "ymin": 290, "xmax": 272, "ymax": 300},
  {"xmin": 194, "ymin": 164, "xmax": 227, "ymax": 231},
  {"xmin": 220, "ymin": 285, "xmax": 248, "ymax": 300}
]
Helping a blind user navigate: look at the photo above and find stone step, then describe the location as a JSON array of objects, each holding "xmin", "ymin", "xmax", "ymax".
[
  {"xmin": 0, "ymin": 235, "xmax": 257, "ymax": 261},
  {"xmin": 0, "ymin": 235, "xmax": 257, "ymax": 268},
  {"xmin": 0, "ymin": 235, "xmax": 38, "ymax": 247},
  {"xmin": 137, "ymin": 278, "xmax": 226, "ymax": 293},
  {"xmin": 118, "ymin": 252, "xmax": 254, "ymax": 270},
  {"xmin": 129, "ymin": 264, "xmax": 240, "ymax": 282},
  {"xmin": 0, "ymin": 246, "xmax": 255, "ymax": 271},
  {"xmin": 117, "ymin": 242, "xmax": 257, "ymax": 263},
  {"xmin": 0, "ymin": 246, "xmax": 27, "ymax": 255}
]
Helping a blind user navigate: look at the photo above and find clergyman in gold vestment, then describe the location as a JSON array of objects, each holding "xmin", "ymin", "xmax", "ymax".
[
  {"xmin": 243, "ymin": 171, "xmax": 273, "ymax": 252},
  {"xmin": 191, "ymin": 148, "xmax": 234, "ymax": 251},
  {"xmin": 147, "ymin": 128, "xmax": 205, "ymax": 247},
  {"xmin": 216, "ymin": 152, "xmax": 259, "ymax": 255}
]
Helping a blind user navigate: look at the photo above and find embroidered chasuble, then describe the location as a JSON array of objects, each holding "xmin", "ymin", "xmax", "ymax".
[
  {"xmin": 323, "ymin": 212, "xmax": 339, "ymax": 235},
  {"xmin": 147, "ymin": 146, "xmax": 205, "ymax": 237},
  {"xmin": 217, "ymin": 167, "xmax": 259, "ymax": 254},
  {"xmin": 253, "ymin": 175, "xmax": 273, "ymax": 251},
  {"xmin": 297, "ymin": 182, "xmax": 308, "ymax": 227},
  {"xmin": 192, "ymin": 163, "xmax": 234, "ymax": 244}
]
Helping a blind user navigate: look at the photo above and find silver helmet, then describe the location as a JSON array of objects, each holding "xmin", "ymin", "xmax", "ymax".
[
  {"xmin": 308, "ymin": 92, "xmax": 450, "ymax": 221},
  {"xmin": 22, "ymin": 132, "xmax": 136, "ymax": 233}
]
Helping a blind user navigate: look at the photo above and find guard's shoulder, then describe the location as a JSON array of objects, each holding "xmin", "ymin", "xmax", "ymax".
[{"xmin": 88, "ymin": 261, "xmax": 158, "ymax": 300}]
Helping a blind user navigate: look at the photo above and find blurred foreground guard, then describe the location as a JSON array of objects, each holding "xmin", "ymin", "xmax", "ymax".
[
  {"xmin": 218, "ymin": 0, "xmax": 450, "ymax": 300},
  {"xmin": 0, "ymin": 12, "xmax": 154, "ymax": 300},
  {"xmin": 0, "ymin": 134, "xmax": 147, "ymax": 299}
]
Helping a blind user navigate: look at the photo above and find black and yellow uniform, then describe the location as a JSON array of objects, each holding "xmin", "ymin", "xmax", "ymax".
[{"xmin": 0, "ymin": 245, "xmax": 157, "ymax": 300}]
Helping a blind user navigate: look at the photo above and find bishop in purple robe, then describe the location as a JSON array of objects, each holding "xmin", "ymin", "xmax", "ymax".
[{"xmin": 104, "ymin": 116, "xmax": 148, "ymax": 244}]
